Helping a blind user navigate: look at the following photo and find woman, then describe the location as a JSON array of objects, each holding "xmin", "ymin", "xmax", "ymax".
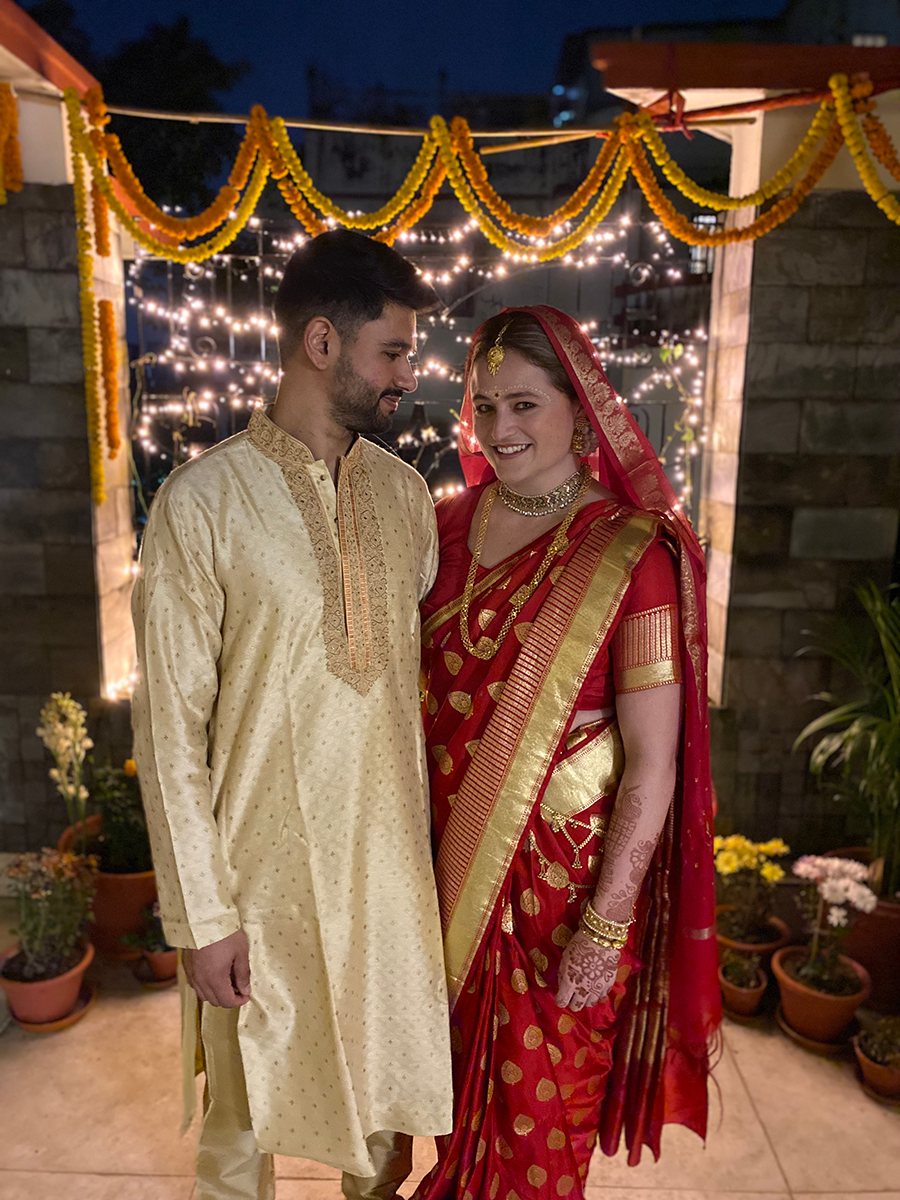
[{"xmin": 414, "ymin": 306, "xmax": 720, "ymax": 1200}]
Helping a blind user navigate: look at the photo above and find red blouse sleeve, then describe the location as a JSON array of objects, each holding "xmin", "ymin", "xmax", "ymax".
[{"xmin": 611, "ymin": 533, "xmax": 683, "ymax": 694}]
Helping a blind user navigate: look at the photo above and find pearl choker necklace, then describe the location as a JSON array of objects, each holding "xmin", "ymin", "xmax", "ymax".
[{"xmin": 497, "ymin": 464, "xmax": 590, "ymax": 517}]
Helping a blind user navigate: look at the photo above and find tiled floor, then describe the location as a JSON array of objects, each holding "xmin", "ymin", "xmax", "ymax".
[{"xmin": 1, "ymin": 899, "xmax": 898, "ymax": 1200}]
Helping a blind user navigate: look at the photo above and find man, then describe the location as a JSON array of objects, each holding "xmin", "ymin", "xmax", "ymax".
[{"xmin": 132, "ymin": 230, "xmax": 453, "ymax": 1200}]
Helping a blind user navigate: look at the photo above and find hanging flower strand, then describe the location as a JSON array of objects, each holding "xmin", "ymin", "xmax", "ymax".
[
  {"xmin": 98, "ymin": 299, "xmax": 121, "ymax": 458},
  {"xmin": 67, "ymin": 97, "xmax": 106, "ymax": 504}
]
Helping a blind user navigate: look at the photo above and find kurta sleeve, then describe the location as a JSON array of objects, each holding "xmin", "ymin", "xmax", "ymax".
[
  {"xmin": 131, "ymin": 478, "xmax": 240, "ymax": 950},
  {"xmin": 417, "ymin": 484, "xmax": 440, "ymax": 602},
  {"xmin": 611, "ymin": 534, "xmax": 683, "ymax": 694}
]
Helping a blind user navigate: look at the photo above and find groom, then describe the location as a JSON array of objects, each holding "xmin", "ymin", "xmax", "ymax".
[{"xmin": 132, "ymin": 230, "xmax": 453, "ymax": 1200}]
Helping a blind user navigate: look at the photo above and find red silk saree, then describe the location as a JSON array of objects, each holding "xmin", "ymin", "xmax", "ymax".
[{"xmin": 413, "ymin": 308, "xmax": 720, "ymax": 1200}]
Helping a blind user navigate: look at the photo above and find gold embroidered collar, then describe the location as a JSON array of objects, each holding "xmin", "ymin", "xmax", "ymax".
[
  {"xmin": 247, "ymin": 408, "xmax": 389, "ymax": 698},
  {"xmin": 248, "ymin": 408, "xmax": 362, "ymax": 469}
]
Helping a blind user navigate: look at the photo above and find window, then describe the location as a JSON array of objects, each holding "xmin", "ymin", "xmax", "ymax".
[{"xmin": 690, "ymin": 215, "xmax": 718, "ymax": 275}]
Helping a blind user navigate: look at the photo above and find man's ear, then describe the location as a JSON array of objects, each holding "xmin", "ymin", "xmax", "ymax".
[{"xmin": 304, "ymin": 317, "xmax": 340, "ymax": 371}]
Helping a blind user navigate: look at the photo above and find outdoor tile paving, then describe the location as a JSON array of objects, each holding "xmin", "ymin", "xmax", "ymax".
[{"xmin": 1, "ymin": 899, "xmax": 898, "ymax": 1199}]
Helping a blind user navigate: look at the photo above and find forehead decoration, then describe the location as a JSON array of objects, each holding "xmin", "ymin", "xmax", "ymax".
[{"xmin": 485, "ymin": 320, "xmax": 513, "ymax": 377}]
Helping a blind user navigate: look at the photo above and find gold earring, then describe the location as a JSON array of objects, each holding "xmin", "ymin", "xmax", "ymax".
[{"xmin": 571, "ymin": 418, "xmax": 588, "ymax": 454}]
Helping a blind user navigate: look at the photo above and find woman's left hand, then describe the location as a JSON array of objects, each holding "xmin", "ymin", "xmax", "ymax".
[{"xmin": 555, "ymin": 931, "xmax": 620, "ymax": 1012}]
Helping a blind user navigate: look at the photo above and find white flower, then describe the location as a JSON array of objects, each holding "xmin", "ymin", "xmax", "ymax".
[
  {"xmin": 793, "ymin": 855, "xmax": 826, "ymax": 881},
  {"xmin": 847, "ymin": 880, "xmax": 878, "ymax": 913},
  {"xmin": 827, "ymin": 905, "xmax": 848, "ymax": 927},
  {"xmin": 820, "ymin": 878, "xmax": 848, "ymax": 905}
]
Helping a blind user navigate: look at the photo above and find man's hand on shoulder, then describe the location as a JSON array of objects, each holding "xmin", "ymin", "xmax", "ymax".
[{"xmin": 183, "ymin": 929, "xmax": 251, "ymax": 1008}]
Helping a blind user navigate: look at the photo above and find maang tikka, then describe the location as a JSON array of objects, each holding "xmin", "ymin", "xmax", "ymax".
[{"xmin": 486, "ymin": 321, "xmax": 512, "ymax": 377}]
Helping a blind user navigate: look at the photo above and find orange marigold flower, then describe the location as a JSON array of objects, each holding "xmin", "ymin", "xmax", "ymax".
[{"xmin": 123, "ymin": 758, "xmax": 137, "ymax": 777}]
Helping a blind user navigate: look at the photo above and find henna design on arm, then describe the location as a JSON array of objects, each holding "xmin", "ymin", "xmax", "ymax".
[{"xmin": 592, "ymin": 784, "xmax": 664, "ymax": 922}]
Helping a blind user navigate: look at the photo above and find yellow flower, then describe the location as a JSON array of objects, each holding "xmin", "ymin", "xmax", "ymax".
[
  {"xmin": 123, "ymin": 758, "xmax": 137, "ymax": 777},
  {"xmin": 758, "ymin": 838, "xmax": 790, "ymax": 858},
  {"xmin": 715, "ymin": 850, "xmax": 741, "ymax": 876},
  {"xmin": 760, "ymin": 862, "xmax": 785, "ymax": 884}
]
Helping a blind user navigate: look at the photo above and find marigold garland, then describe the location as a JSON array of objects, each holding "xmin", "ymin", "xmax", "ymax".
[
  {"xmin": 831, "ymin": 73, "xmax": 900, "ymax": 224},
  {"xmin": 0, "ymin": 83, "xmax": 23, "ymax": 204},
  {"xmin": 269, "ymin": 115, "xmax": 439, "ymax": 230},
  {"xmin": 375, "ymin": 159, "xmax": 448, "ymax": 244},
  {"xmin": 55, "ymin": 75, "xmax": 900, "ymax": 298},
  {"xmin": 91, "ymin": 180, "xmax": 111, "ymax": 256},
  {"xmin": 454, "ymin": 116, "xmax": 622, "ymax": 236},
  {"xmin": 636, "ymin": 101, "xmax": 836, "ymax": 210},
  {"xmin": 431, "ymin": 114, "xmax": 630, "ymax": 260},
  {"xmin": 98, "ymin": 299, "xmax": 121, "ymax": 459},
  {"xmin": 67, "ymin": 100, "xmax": 106, "ymax": 505},
  {"xmin": 625, "ymin": 116, "xmax": 844, "ymax": 245}
]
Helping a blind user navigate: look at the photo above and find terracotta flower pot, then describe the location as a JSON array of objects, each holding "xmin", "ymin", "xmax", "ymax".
[
  {"xmin": 715, "ymin": 904, "xmax": 791, "ymax": 968},
  {"xmin": 853, "ymin": 1037, "xmax": 900, "ymax": 1098},
  {"xmin": 58, "ymin": 816, "xmax": 157, "ymax": 958},
  {"xmin": 843, "ymin": 899, "xmax": 900, "ymax": 1015},
  {"xmin": 719, "ymin": 964, "xmax": 768, "ymax": 1017},
  {"xmin": 145, "ymin": 948, "xmax": 178, "ymax": 981},
  {"xmin": 0, "ymin": 942, "xmax": 94, "ymax": 1025},
  {"xmin": 772, "ymin": 946, "xmax": 871, "ymax": 1044}
]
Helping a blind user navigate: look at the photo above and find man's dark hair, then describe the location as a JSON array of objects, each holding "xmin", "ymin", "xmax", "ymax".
[{"xmin": 273, "ymin": 229, "xmax": 439, "ymax": 366}]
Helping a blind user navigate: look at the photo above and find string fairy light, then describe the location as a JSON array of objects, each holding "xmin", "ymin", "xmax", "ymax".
[{"xmin": 127, "ymin": 212, "xmax": 709, "ymax": 513}]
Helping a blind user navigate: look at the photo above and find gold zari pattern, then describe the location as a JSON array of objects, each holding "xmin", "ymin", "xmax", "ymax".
[{"xmin": 613, "ymin": 603, "xmax": 682, "ymax": 693}]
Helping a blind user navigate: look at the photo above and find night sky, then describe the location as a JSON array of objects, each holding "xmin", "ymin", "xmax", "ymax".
[{"xmin": 64, "ymin": 0, "xmax": 788, "ymax": 114}]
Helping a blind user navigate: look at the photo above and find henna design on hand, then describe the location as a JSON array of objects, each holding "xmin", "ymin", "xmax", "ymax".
[{"xmin": 555, "ymin": 931, "xmax": 620, "ymax": 1011}]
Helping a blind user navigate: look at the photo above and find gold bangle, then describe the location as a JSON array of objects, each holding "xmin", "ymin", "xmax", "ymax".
[
  {"xmin": 578, "ymin": 924, "xmax": 626, "ymax": 951},
  {"xmin": 582, "ymin": 903, "xmax": 633, "ymax": 940}
]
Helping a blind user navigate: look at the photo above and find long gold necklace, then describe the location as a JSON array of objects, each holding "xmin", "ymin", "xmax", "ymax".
[{"xmin": 460, "ymin": 467, "xmax": 590, "ymax": 660}]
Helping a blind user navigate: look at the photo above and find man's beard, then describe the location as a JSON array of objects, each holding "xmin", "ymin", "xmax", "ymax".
[{"xmin": 328, "ymin": 352, "xmax": 402, "ymax": 438}]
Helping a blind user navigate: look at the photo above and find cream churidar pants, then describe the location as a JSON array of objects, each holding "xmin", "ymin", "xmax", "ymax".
[{"xmin": 197, "ymin": 1006, "xmax": 413, "ymax": 1200}]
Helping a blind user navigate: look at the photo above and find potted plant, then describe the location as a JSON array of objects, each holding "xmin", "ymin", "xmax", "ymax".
[
  {"xmin": 77, "ymin": 760, "xmax": 157, "ymax": 958},
  {"xmin": 123, "ymin": 902, "xmax": 177, "ymax": 983},
  {"xmin": 719, "ymin": 949, "xmax": 767, "ymax": 1017},
  {"xmin": 714, "ymin": 834, "xmax": 791, "ymax": 965},
  {"xmin": 40, "ymin": 688, "xmax": 157, "ymax": 958},
  {"xmin": 796, "ymin": 581, "xmax": 900, "ymax": 1012},
  {"xmin": 854, "ymin": 1016, "xmax": 900, "ymax": 1099},
  {"xmin": 772, "ymin": 855, "xmax": 877, "ymax": 1045},
  {"xmin": 0, "ymin": 849, "xmax": 98, "ymax": 1028}
]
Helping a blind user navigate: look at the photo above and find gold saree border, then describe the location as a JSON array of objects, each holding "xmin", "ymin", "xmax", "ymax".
[
  {"xmin": 541, "ymin": 722, "xmax": 624, "ymax": 819},
  {"xmin": 437, "ymin": 511, "xmax": 657, "ymax": 1007},
  {"xmin": 248, "ymin": 410, "xmax": 389, "ymax": 696}
]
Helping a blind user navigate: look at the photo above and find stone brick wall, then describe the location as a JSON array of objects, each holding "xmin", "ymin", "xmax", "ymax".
[
  {"xmin": 0, "ymin": 183, "xmax": 133, "ymax": 852},
  {"xmin": 708, "ymin": 191, "xmax": 900, "ymax": 850}
]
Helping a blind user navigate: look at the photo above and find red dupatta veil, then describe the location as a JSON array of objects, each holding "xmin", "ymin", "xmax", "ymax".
[{"xmin": 458, "ymin": 306, "xmax": 721, "ymax": 1163}]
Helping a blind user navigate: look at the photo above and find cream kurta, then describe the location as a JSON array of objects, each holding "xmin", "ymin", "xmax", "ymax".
[{"xmin": 131, "ymin": 409, "xmax": 453, "ymax": 1175}]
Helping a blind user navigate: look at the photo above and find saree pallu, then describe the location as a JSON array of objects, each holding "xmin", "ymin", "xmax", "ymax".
[{"xmin": 413, "ymin": 499, "xmax": 667, "ymax": 1200}]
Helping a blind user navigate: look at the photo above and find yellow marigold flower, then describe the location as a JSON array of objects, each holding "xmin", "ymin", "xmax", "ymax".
[
  {"xmin": 715, "ymin": 850, "xmax": 741, "ymax": 876},
  {"xmin": 760, "ymin": 862, "xmax": 785, "ymax": 884},
  {"xmin": 123, "ymin": 758, "xmax": 137, "ymax": 777},
  {"xmin": 758, "ymin": 838, "xmax": 790, "ymax": 858}
]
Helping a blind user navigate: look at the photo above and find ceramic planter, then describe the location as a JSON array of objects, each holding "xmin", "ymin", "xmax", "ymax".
[
  {"xmin": 58, "ymin": 816, "xmax": 157, "ymax": 958},
  {"xmin": 145, "ymin": 948, "xmax": 178, "ymax": 981},
  {"xmin": 0, "ymin": 942, "xmax": 94, "ymax": 1025},
  {"xmin": 853, "ymin": 1037, "xmax": 900, "ymax": 1098},
  {"xmin": 772, "ymin": 946, "xmax": 871, "ymax": 1044},
  {"xmin": 843, "ymin": 899, "xmax": 900, "ymax": 1015},
  {"xmin": 718, "ymin": 964, "xmax": 768, "ymax": 1017},
  {"xmin": 715, "ymin": 904, "xmax": 791, "ymax": 968}
]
